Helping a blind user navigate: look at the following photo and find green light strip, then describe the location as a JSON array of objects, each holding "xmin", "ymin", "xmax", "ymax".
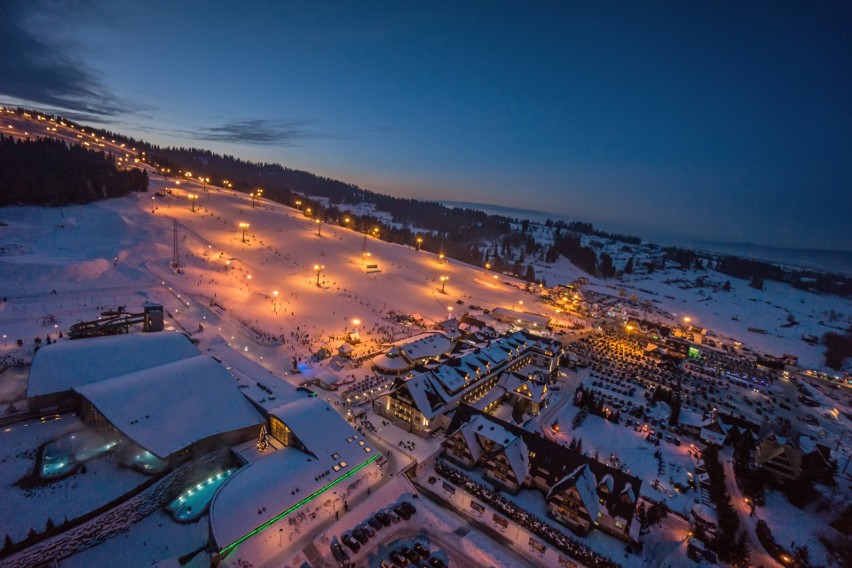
[{"xmin": 218, "ymin": 452, "xmax": 382, "ymax": 557}]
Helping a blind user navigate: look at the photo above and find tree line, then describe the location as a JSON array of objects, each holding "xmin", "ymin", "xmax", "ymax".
[{"xmin": 0, "ymin": 136, "xmax": 148, "ymax": 206}]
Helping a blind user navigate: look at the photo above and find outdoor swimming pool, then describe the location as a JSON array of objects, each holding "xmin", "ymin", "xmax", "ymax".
[
  {"xmin": 166, "ymin": 468, "xmax": 237, "ymax": 522},
  {"xmin": 40, "ymin": 429, "xmax": 120, "ymax": 479}
]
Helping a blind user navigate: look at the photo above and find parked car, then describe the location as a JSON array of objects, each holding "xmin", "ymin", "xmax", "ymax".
[
  {"xmin": 376, "ymin": 511, "xmax": 392, "ymax": 526},
  {"xmin": 400, "ymin": 546, "xmax": 420, "ymax": 564},
  {"xmin": 380, "ymin": 560, "xmax": 395, "ymax": 568},
  {"xmin": 387, "ymin": 509, "xmax": 401, "ymax": 523},
  {"xmin": 389, "ymin": 550, "xmax": 408, "ymax": 567},
  {"xmin": 368, "ymin": 516, "xmax": 383, "ymax": 530},
  {"xmin": 360, "ymin": 523, "xmax": 376, "ymax": 537},
  {"xmin": 393, "ymin": 504, "xmax": 411, "ymax": 520},
  {"xmin": 429, "ymin": 557, "xmax": 448, "ymax": 568},
  {"xmin": 399, "ymin": 501, "xmax": 417, "ymax": 515},
  {"xmin": 351, "ymin": 527, "xmax": 369, "ymax": 544},
  {"xmin": 330, "ymin": 541, "xmax": 349, "ymax": 564},
  {"xmin": 341, "ymin": 533, "xmax": 360, "ymax": 552},
  {"xmin": 413, "ymin": 542, "xmax": 430, "ymax": 558}
]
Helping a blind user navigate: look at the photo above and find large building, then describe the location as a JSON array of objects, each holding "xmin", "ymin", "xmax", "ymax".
[
  {"xmin": 373, "ymin": 331, "xmax": 561, "ymax": 437},
  {"xmin": 443, "ymin": 405, "xmax": 642, "ymax": 542},
  {"xmin": 26, "ymin": 333, "xmax": 265, "ymax": 467},
  {"xmin": 209, "ymin": 397, "xmax": 382, "ymax": 562}
]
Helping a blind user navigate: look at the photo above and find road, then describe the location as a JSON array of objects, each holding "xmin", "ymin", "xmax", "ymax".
[{"xmin": 720, "ymin": 447, "xmax": 781, "ymax": 568}]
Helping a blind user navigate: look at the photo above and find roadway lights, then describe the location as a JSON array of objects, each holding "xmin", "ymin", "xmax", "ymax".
[
  {"xmin": 316, "ymin": 219, "xmax": 322, "ymax": 236},
  {"xmin": 273, "ymin": 290, "xmax": 279, "ymax": 313},
  {"xmin": 314, "ymin": 264, "xmax": 325, "ymax": 286},
  {"xmin": 440, "ymin": 276, "xmax": 449, "ymax": 294},
  {"xmin": 239, "ymin": 222, "xmax": 250, "ymax": 243},
  {"xmin": 416, "ymin": 236, "xmax": 423, "ymax": 251},
  {"xmin": 188, "ymin": 193, "xmax": 198, "ymax": 212}
]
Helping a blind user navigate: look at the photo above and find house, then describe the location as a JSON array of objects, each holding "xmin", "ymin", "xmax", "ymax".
[
  {"xmin": 373, "ymin": 331, "xmax": 561, "ymax": 437},
  {"xmin": 372, "ymin": 332, "xmax": 455, "ymax": 374},
  {"xmin": 443, "ymin": 405, "xmax": 641, "ymax": 542},
  {"xmin": 754, "ymin": 425, "xmax": 832, "ymax": 482}
]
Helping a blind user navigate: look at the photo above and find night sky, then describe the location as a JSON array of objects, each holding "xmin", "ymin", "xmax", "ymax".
[{"xmin": 2, "ymin": 1, "xmax": 850, "ymax": 250}]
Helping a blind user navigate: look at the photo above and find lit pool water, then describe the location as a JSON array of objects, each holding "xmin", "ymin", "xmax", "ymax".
[{"xmin": 166, "ymin": 468, "xmax": 237, "ymax": 522}]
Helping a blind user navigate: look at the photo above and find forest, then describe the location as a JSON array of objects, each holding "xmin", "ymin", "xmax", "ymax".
[{"xmin": 0, "ymin": 135, "xmax": 148, "ymax": 206}]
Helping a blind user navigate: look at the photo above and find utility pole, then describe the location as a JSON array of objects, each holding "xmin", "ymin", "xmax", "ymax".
[{"xmin": 172, "ymin": 218, "xmax": 179, "ymax": 269}]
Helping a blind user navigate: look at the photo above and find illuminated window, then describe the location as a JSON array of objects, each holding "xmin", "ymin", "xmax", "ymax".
[
  {"xmin": 333, "ymin": 464, "xmax": 341, "ymax": 472},
  {"xmin": 331, "ymin": 453, "xmax": 340, "ymax": 459},
  {"xmin": 365, "ymin": 447, "xmax": 372, "ymax": 452},
  {"xmin": 340, "ymin": 461, "xmax": 348, "ymax": 468},
  {"xmin": 358, "ymin": 440, "xmax": 365, "ymax": 446}
]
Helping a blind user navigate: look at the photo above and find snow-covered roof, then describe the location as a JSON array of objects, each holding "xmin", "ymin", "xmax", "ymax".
[
  {"xmin": 28, "ymin": 332, "xmax": 199, "ymax": 397},
  {"xmin": 678, "ymin": 410, "xmax": 705, "ymax": 428},
  {"xmin": 491, "ymin": 307, "xmax": 551, "ymax": 328},
  {"xmin": 209, "ymin": 399, "xmax": 379, "ymax": 552},
  {"xmin": 75, "ymin": 355, "xmax": 263, "ymax": 459},
  {"xmin": 372, "ymin": 350, "xmax": 412, "ymax": 372},
  {"xmin": 503, "ymin": 436, "xmax": 529, "ymax": 484},
  {"xmin": 399, "ymin": 332, "xmax": 453, "ymax": 361},
  {"xmin": 400, "ymin": 373, "xmax": 448, "ymax": 419},
  {"xmin": 268, "ymin": 398, "xmax": 374, "ymax": 463},
  {"xmin": 432, "ymin": 364, "xmax": 467, "ymax": 394},
  {"xmin": 478, "ymin": 343, "xmax": 511, "ymax": 365}
]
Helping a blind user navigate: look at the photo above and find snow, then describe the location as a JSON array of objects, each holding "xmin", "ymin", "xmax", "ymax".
[
  {"xmin": 210, "ymin": 398, "xmax": 378, "ymax": 551},
  {"xmin": 0, "ymin": 414, "xmax": 148, "ymax": 543},
  {"xmin": 0, "ymin": 114, "xmax": 849, "ymax": 566},
  {"xmin": 27, "ymin": 332, "xmax": 199, "ymax": 397},
  {"xmin": 76, "ymin": 355, "xmax": 264, "ymax": 459}
]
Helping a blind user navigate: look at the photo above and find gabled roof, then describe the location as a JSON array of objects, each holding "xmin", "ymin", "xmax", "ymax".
[
  {"xmin": 447, "ymin": 405, "xmax": 641, "ymax": 524},
  {"xmin": 548, "ymin": 464, "xmax": 601, "ymax": 520},
  {"xmin": 398, "ymin": 373, "xmax": 448, "ymax": 419}
]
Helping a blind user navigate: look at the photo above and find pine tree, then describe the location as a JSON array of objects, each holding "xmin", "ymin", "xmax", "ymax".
[
  {"xmin": 257, "ymin": 424, "xmax": 269, "ymax": 452},
  {"xmin": 624, "ymin": 257, "xmax": 634, "ymax": 274}
]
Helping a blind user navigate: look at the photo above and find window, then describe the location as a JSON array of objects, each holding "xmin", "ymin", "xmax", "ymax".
[
  {"xmin": 358, "ymin": 440, "xmax": 366, "ymax": 446},
  {"xmin": 470, "ymin": 501, "xmax": 485, "ymax": 514},
  {"xmin": 340, "ymin": 461, "xmax": 347, "ymax": 468},
  {"xmin": 333, "ymin": 464, "xmax": 341, "ymax": 472},
  {"xmin": 442, "ymin": 481, "xmax": 456, "ymax": 495},
  {"xmin": 365, "ymin": 447, "xmax": 372, "ymax": 452},
  {"xmin": 331, "ymin": 453, "xmax": 340, "ymax": 459},
  {"xmin": 615, "ymin": 521, "xmax": 624, "ymax": 529}
]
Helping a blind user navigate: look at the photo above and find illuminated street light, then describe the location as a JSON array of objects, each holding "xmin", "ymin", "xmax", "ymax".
[
  {"xmin": 295, "ymin": 199, "xmax": 302, "ymax": 210},
  {"xmin": 416, "ymin": 236, "xmax": 423, "ymax": 251},
  {"xmin": 2, "ymin": 334, "xmax": 6, "ymax": 348},
  {"xmin": 440, "ymin": 276, "xmax": 449, "ymax": 294},
  {"xmin": 188, "ymin": 193, "xmax": 198, "ymax": 212},
  {"xmin": 316, "ymin": 219, "xmax": 322, "ymax": 236},
  {"xmin": 485, "ymin": 262, "xmax": 491, "ymax": 271},
  {"xmin": 314, "ymin": 264, "xmax": 324, "ymax": 286},
  {"xmin": 239, "ymin": 222, "xmax": 250, "ymax": 243},
  {"xmin": 273, "ymin": 290, "xmax": 279, "ymax": 313}
]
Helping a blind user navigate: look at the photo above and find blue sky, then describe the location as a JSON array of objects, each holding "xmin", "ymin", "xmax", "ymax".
[{"xmin": 2, "ymin": 1, "xmax": 850, "ymax": 249}]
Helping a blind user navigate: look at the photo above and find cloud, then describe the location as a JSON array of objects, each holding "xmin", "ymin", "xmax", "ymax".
[
  {"xmin": 0, "ymin": 1, "xmax": 137, "ymax": 117},
  {"xmin": 185, "ymin": 118, "xmax": 335, "ymax": 146}
]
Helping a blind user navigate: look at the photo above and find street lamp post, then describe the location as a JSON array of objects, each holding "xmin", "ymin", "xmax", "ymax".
[
  {"xmin": 273, "ymin": 290, "xmax": 279, "ymax": 313},
  {"xmin": 239, "ymin": 222, "xmax": 250, "ymax": 243},
  {"xmin": 416, "ymin": 236, "xmax": 423, "ymax": 251},
  {"xmin": 316, "ymin": 219, "xmax": 322, "ymax": 236},
  {"xmin": 314, "ymin": 264, "xmax": 324, "ymax": 286},
  {"xmin": 188, "ymin": 193, "xmax": 197, "ymax": 212},
  {"xmin": 440, "ymin": 276, "xmax": 448, "ymax": 294}
]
